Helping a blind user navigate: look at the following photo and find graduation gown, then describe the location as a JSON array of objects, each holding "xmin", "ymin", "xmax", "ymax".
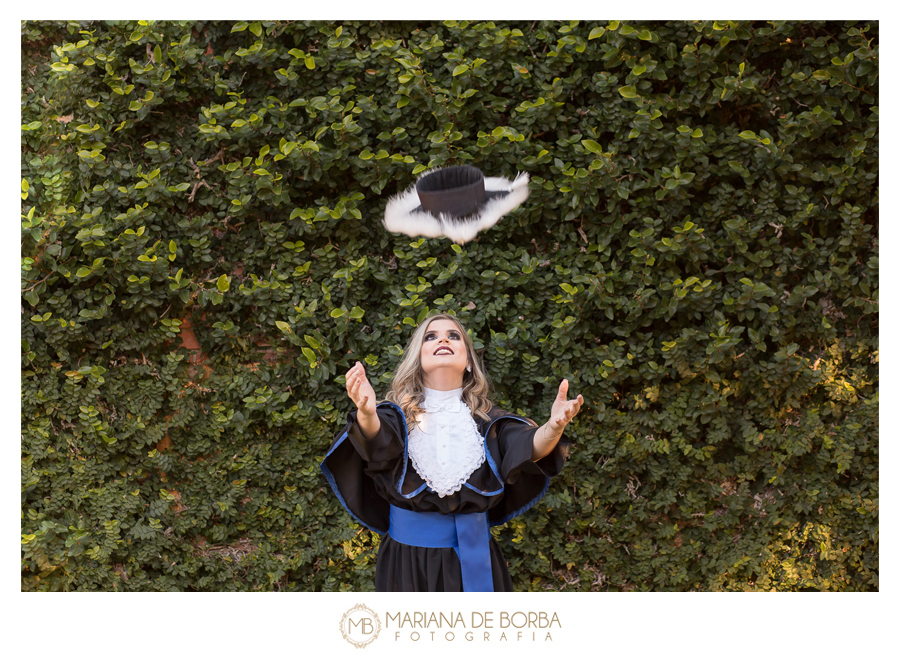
[{"xmin": 320, "ymin": 400, "xmax": 571, "ymax": 591}]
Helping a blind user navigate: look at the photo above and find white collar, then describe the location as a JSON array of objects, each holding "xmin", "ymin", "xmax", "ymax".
[
  {"xmin": 410, "ymin": 387, "xmax": 485, "ymax": 497},
  {"xmin": 422, "ymin": 386, "xmax": 464, "ymax": 413}
]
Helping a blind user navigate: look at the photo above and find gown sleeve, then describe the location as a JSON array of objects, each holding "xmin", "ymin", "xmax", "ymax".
[
  {"xmin": 319, "ymin": 404, "xmax": 405, "ymax": 534},
  {"xmin": 486, "ymin": 415, "xmax": 572, "ymax": 527}
]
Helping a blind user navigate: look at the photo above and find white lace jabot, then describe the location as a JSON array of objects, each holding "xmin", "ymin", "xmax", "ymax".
[{"xmin": 407, "ymin": 387, "xmax": 486, "ymax": 497}]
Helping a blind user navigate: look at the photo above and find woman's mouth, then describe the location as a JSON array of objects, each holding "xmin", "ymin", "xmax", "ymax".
[{"xmin": 434, "ymin": 347, "xmax": 454, "ymax": 355}]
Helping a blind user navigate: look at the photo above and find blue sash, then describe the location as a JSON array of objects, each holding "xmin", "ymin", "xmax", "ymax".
[{"xmin": 388, "ymin": 505, "xmax": 494, "ymax": 592}]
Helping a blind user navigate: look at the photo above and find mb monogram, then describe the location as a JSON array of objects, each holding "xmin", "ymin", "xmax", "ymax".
[{"xmin": 340, "ymin": 604, "xmax": 382, "ymax": 648}]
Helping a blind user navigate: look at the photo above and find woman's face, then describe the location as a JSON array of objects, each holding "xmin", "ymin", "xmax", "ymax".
[{"xmin": 419, "ymin": 319, "xmax": 469, "ymax": 384}]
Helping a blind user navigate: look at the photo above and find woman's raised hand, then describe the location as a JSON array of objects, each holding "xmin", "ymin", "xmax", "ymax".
[
  {"xmin": 346, "ymin": 361, "xmax": 377, "ymax": 418},
  {"xmin": 548, "ymin": 379, "xmax": 584, "ymax": 436}
]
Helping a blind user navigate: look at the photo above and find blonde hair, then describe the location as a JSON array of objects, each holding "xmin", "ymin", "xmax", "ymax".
[{"xmin": 383, "ymin": 313, "xmax": 494, "ymax": 433}]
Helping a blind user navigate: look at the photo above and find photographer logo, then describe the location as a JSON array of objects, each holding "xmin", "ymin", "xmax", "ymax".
[{"xmin": 340, "ymin": 604, "xmax": 382, "ymax": 648}]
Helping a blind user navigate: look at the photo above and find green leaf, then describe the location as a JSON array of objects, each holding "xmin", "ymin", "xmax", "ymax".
[
  {"xmin": 588, "ymin": 27, "xmax": 606, "ymax": 40},
  {"xmin": 618, "ymin": 86, "xmax": 638, "ymax": 99},
  {"xmin": 582, "ymin": 139, "xmax": 603, "ymax": 155},
  {"xmin": 452, "ymin": 64, "xmax": 469, "ymax": 76},
  {"xmin": 275, "ymin": 321, "xmax": 292, "ymax": 333},
  {"xmin": 249, "ymin": 22, "xmax": 262, "ymax": 37},
  {"xmin": 231, "ymin": 22, "xmax": 249, "ymax": 32},
  {"xmin": 305, "ymin": 56, "xmax": 315, "ymax": 69},
  {"xmin": 216, "ymin": 274, "xmax": 230, "ymax": 292},
  {"xmin": 330, "ymin": 307, "xmax": 347, "ymax": 318},
  {"xmin": 349, "ymin": 306, "xmax": 365, "ymax": 320}
]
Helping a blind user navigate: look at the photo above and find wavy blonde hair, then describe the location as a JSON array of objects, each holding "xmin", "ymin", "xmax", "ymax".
[{"xmin": 383, "ymin": 313, "xmax": 494, "ymax": 433}]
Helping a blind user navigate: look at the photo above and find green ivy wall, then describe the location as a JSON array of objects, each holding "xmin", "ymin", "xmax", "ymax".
[{"xmin": 21, "ymin": 20, "xmax": 878, "ymax": 591}]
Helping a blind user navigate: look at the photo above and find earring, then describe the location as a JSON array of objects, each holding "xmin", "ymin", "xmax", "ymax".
[{"xmin": 466, "ymin": 364, "xmax": 471, "ymax": 372}]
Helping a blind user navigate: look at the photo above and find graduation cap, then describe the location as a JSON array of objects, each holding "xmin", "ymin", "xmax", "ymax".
[{"xmin": 382, "ymin": 165, "xmax": 530, "ymax": 244}]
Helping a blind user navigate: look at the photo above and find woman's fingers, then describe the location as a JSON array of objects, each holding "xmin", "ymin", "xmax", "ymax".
[
  {"xmin": 346, "ymin": 361, "xmax": 374, "ymax": 413},
  {"xmin": 346, "ymin": 368, "xmax": 363, "ymax": 404},
  {"xmin": 570, "ymin": 396, "xmax": 583, "ymax": 417},
  {"xmin": 346, "ymin": 363, "xmax": 368, "ymax": 386},
  {"xmin": 351, "ymin": 378, "xmax": 366, "ymax": 405},
  {"xmin": 553, "ymin": 395, "xmax": 585, "ymax": 429},
  {"xmin": 572, "ymin": 395, "xmax": 583, "ymax": 413},
  {"xmin": 557, "ymin": 379, "xmax": 569, "ymax": 401}
]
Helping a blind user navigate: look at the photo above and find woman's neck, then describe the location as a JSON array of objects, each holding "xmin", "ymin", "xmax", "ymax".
[{"xmin": 422, "ymin": 373, "xmax": 464, "ymax": 391}]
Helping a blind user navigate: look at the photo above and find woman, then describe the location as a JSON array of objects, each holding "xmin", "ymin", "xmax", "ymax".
[{"xmin": 320, "ymin": 313, "xmax": 584, "ymax": 591}]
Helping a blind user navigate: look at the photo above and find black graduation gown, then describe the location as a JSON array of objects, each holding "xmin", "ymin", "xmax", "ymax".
[{"xmin": 320, "ymin": 400, "xmax": 571, "ymax": 592}]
